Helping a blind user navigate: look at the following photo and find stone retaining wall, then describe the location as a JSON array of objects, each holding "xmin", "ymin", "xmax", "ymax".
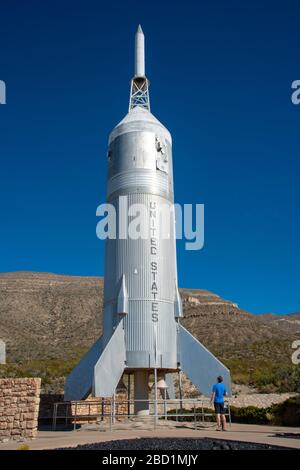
[
  {"xmin": 40, "ymin": 392, "xmax": 130, "ymax": 425},
  {"xmin": 0, "ymin": 378, "xmax": 41, "ymax": 441},
  {"xmin": 69, "ymin": 392, "xmax": 129, "ymax": 424}
]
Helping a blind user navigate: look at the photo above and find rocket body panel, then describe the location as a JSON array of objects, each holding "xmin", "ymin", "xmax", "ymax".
[{"xmin": 103, "ymin": 108, "xmax": 179, "ymax": 370}]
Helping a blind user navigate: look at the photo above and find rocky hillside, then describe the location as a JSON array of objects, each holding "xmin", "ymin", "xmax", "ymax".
[
  {"xmin": 180, "ymin": 288, "xmax": 300, "ymax": 362},
  {"xmin": 0, "ymin": 272, "xmax": 103, "ymax": 361},
  {"xmin": 0, "ymin": 272, "xmax": 299, "ymax": 392}
]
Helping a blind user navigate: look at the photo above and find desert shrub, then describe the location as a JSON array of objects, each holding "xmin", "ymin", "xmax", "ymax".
[
  {"xmin": 229, "ymin": 406, "xmax": 270, "ymax": 424},
  {"xmin": 224, "ymin": 358, "xmax": 300, "ymax": 393},
  {"xmin": 269, "ymin": 396, "xmax": 300, "ymax": 426},
  {"xmin": 225, "ymin": 397, "xmax": 300, "ymax": 426},
  {"xmin": 159, "ymin": 397, "xmax": 300, "ymax": 426},
  {"xmin": 0, "ymin": 356, "xmax": 84, "ymax": 393}
]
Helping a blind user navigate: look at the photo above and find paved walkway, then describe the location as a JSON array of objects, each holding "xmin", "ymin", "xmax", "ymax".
[{"xmin": 0, "ymin": 423, "xmax": 299, "ymax": 450}]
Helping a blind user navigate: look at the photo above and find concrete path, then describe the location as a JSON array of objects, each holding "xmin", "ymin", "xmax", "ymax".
[{"xmin": 0, "ymin": 423, "xmax": 299, "ymax": 450}]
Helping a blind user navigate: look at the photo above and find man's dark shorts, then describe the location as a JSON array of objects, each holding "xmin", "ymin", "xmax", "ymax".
[{"xmin": 214, "ymin": 402, "xmax": 225, "ymax": 414}]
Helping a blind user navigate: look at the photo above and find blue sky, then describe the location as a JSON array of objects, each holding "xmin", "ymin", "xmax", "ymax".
[{"xmin": 0, "ymin": 0, "xmax": 299, "ymax": 314}]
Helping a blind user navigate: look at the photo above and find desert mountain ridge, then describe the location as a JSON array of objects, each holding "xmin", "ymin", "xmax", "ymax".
[{"xmin": 0, "ymin": 271, "xmax": 299, "ymax": 364}]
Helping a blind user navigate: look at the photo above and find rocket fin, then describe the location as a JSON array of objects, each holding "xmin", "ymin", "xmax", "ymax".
[
  {"xmin": 64, "ymin": 336, "xmax": 103, "ymax": 401},
  {"xmin": 174, "ymin": 286, "xmax": 183, "ymax": 318},
  {"xmin": 178, "ymin": 324, "xmax": 231, "ymax": 397},
  {"xmin": 117, "ymin": 274, "xmax": 129, "ymax": 315},
  {"xmin": 93, "ymin": 321, "xmax": 126, "ymax": 397}
]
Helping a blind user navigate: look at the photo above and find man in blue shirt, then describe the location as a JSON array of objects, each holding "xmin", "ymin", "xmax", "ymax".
[{"xmin": 210, "ymin": 375, "xmax": 227, "ymax": 431}]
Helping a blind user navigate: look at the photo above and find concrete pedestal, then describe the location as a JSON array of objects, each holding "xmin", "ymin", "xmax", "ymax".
[{"xmin": 134, "ymin": 370, "xmax": 150, "ymax": 416}]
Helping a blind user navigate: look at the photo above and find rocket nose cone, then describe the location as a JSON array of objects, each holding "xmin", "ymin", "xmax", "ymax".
[{"xmin": 137, "ymin": 24, "xmax": 143, "ymax": 34}]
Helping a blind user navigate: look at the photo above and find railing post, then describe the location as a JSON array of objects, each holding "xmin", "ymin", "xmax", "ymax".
[
  {"xmin": 127, "ymin": 374, "xmax": 131, "ymax": 418},
  {"xmin": 110, "ymin": 398, "xmax": 113, "ymax": 431},
  {"xmin": 74, "ymin": 402, "xmax": 77, "ymax": 431},
  {"xmin": 101, "ymin": 397, "xmax": 104, "ymax": 421},
  {"xmin": 179, "ymin": 371, "xmax": 183, "ymax": 412},
  {"xmin": 113, "ymin": 393, "xmax": 115, "ymax": 425},
  {"xmin": 65, "ymin": 402, "xmax": 68, "ymax": 427},
  {"xmin": 154, "ymin": 368, "xmax": 158, "ymax": 430},
  {"xmin": 228, "ymin": 402, "xmax": 232, "ymax": 427},
  {"xmin": 52, "ymin": 403, "xmax": 57, "ymax": 431},
  {"xmin": 164, "ymin": 389, "xmax": 167, "ymax": 421}
]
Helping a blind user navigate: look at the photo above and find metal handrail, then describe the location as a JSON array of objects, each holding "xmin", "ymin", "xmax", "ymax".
[{"xmin": 52, "ymin": 398, "xmax": 231, "ymax": 431}]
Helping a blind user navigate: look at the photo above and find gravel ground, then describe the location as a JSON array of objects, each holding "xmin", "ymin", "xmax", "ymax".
[{"xmin": 57, "ymin": 438, "xmax": 292, "ymax": 450}]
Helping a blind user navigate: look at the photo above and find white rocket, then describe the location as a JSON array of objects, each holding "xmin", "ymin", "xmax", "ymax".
[{"xmin": 65, "ymin": 26, "xmax": 231, "ymax": 414}]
